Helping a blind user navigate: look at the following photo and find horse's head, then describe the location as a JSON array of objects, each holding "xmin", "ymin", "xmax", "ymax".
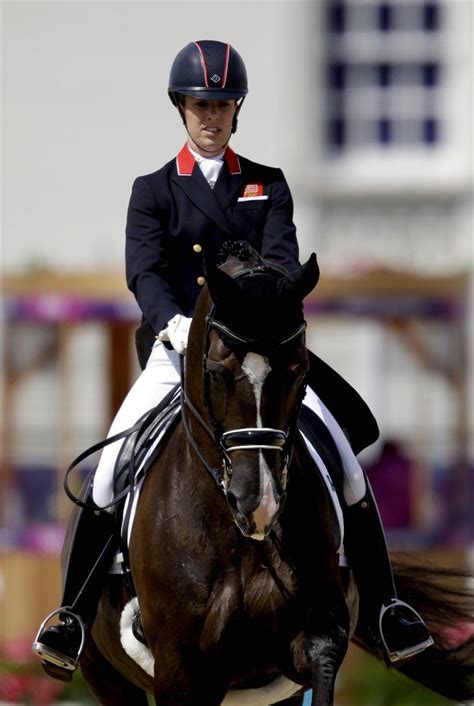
[{"xmin": 186, "ymin": 241, "xmax": 319, "ymax": 540}]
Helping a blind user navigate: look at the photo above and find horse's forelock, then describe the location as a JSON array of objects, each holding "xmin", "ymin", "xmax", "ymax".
[
  {"xmin": 218, "ymin": 251, "xmax": 266, "ymax": 279},
  {"xmin": 208, "ymin": 241, "xmax": 307, "ymax": 344},
  {"xmin": 213, "ymin": 268, "xmax": 304, "ymax": 344},
  {"xmin": 216, "ymin": 240, "xmax": 264, "ymax": 272}
]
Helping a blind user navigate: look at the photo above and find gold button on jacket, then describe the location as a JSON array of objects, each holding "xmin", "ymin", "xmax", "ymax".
[
  {"xmin": 197, "ymin": 276, "xmax": 206, "ymax": 286},
  {"xmin": 193, "ymin": 243, "xmax": 202, "ymax": 253}
]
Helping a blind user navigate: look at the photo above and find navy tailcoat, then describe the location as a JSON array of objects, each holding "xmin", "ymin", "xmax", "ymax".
[
  {"xmin": 125, "ymin": 144, "xmax": 378, "ymax": 453},
  {"xmin": 126, "ymin": 144, "xmax": 299, "ymax": 338}
]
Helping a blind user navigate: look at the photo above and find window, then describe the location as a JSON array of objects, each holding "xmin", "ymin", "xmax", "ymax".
[{"xmin": 324, "ymin": 0, "xmax": 444, "ymax": 153}]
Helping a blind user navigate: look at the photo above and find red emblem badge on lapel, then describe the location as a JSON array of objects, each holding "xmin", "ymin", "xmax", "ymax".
[{"xmin": 241, "ymin": 183, "xmax": 264, "ymax": 198}]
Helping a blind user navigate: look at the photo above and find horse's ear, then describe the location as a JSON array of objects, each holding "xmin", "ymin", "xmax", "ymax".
[
  {"xmin": 206, "ymin": 266, "xmax": 242, "ymax": 305},
  {"xmin": 288, "ymin": 253, "xmax": 320, "ymax": 300}
]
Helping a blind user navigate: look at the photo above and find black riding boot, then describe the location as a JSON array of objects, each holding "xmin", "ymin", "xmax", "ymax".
[
  {"xmin": 32, "ymin": 501, "xmax": 116, "ymax": 682},
  {"xmin": 344, "ymin": 478, "xmax": 433, "ymax": 666}
]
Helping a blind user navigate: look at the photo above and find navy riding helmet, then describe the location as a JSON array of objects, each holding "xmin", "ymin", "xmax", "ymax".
[{"xmin": 168, "ymin": 40, "xmax": 248, "ymax": 133}]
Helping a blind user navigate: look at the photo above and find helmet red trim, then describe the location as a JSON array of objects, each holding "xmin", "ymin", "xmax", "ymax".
[
  {"xmin": 221, "ymin": 44, "xmax": 231, "ymax": 88},
  {"xmin": 193, "ymin": 41, "xmax": 209, "ymax": 88}
]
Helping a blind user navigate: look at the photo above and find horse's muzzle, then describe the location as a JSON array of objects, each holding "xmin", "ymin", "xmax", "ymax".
[{"xmin": 226, "ymin": 467, "xmax": 286, "ymax": 540}]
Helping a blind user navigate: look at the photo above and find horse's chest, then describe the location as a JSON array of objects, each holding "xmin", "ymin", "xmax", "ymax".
[
  {"xmin": 242, "ymin": 574, "xmax": 290, "ymax": 621},
  {"xmin": 203, "ymin": 563, "xmax": 297, "ymax": 650}
]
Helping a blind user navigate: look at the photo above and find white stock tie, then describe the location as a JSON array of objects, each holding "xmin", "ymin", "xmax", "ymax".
[{"xmin": 189, "ymin": 147, "xmax": 224, "ymax": 189}]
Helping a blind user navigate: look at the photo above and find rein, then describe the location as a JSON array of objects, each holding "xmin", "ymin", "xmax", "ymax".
[
  {"xmin": 63, "ymin": 383, "xmax": 181, "ymax": 511},
  {"xmin": 179, "ymin": 355, "xmax": 226, "ymax": 495}
]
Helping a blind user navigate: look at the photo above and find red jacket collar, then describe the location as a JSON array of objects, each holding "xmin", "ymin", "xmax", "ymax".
[
  {"xmin": 224, "ymin": 146, "xmax": 241, "ymax": 175},
  {"xmin": 176, "ymin": 143, "xmax": 241, "ymax": 176}
]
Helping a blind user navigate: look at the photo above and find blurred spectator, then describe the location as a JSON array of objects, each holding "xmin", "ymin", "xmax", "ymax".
[{"xmin": 365, "ymin": 439, "xmax": 413, "ymax": 529}]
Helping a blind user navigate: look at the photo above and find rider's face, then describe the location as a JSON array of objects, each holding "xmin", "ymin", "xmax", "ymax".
[{"xmin": 183, "ymin": 96, "xmax": 237, "ymax": 157}]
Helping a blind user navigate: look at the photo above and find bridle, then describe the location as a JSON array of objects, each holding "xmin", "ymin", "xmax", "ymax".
[
  {"xmin": 206, "ymin": 315, "xmax": 306, "ymax": 473},
  {"xmin": 180, "ymin": 275, "xmax": 308, "ymax": 495}
]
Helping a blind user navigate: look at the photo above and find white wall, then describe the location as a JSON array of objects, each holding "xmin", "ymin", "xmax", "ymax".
[{"xmin": 2, "ymin": 1, "xmax": 315, "ymax": 271}]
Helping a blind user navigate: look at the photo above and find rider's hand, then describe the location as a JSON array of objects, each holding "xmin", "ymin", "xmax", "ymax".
[{"xmin": 157, "ymin": 314, "xmax": 192, "ymax": 355}]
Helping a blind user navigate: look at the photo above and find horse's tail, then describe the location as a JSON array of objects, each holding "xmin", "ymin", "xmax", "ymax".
[{"xmin": 355, "ymin": 554, "xmax": 474, "ymax": 703}]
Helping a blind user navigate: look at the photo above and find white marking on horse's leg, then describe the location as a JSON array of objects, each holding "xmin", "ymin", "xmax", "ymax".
[{"xmin": 241, "ymin": 353, "xmax": 279, "ymax": 537}]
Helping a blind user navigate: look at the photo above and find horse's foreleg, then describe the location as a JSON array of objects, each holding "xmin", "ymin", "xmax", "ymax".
[
  {"xmin": 80, "ymin": 637, "xmax": 149, "ymax": 706},
  {"xmin": 304, "ymin": 601, "xmax": 350, "ymax": 706}
]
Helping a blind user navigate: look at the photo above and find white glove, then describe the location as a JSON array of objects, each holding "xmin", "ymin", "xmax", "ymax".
[{"xmin": 157, "ymin": 314, "xmax": 192, "ymax": 355}]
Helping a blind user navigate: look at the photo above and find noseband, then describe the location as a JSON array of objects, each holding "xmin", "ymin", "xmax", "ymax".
[{"xmin": 221, "ymin": 427, "xmax": 287, "ymax": 453}]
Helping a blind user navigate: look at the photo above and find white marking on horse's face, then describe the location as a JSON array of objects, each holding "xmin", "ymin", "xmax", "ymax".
[
  {"xmin": 241, "ymin": 352, "xmax": 271, "ymax": 426},
  {"xmin": 241, "ymin": 353, "xmax": 279, "ymax": 536}
]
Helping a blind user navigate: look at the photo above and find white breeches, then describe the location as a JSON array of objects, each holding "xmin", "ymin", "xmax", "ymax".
[
  {"xmin": 92, "ymin": 341, "xmax": 181, "ymax": 508},
  {"xmin": 92, "ymin": 342, "xmax": 367, "ymax": 509}
]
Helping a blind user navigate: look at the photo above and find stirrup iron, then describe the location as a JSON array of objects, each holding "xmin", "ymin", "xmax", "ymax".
[
  {"xmin": 379, "ymin": 599, "xmax": 434, "ymax": 664},
  {"xmin": 32, "ymin": 607, "xmax": 86, "ymax": 671}
]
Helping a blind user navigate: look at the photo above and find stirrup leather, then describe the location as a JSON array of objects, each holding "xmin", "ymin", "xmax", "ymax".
[
  {"xmin": 32, "ymin": 607, "xmax": 86, "ymax": 671},
  {"xmin": 379, "ymin": 599, "xmax": 434, "ymax": 664}
]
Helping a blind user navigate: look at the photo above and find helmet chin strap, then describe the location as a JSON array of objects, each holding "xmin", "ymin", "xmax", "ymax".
[{"xmin": 231, "ymin": 97, "xmax": 245, "ymax": 134}]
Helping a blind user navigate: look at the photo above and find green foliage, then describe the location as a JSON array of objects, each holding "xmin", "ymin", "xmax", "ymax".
[{"xmin": 336, "ymin": 649, "xmax": 455, "ymax": 706}]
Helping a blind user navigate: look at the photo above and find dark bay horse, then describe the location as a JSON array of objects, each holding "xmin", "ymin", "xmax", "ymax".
[{"xmin": 78, "ymin": 245, "xmax": 474, "ymax": 706}]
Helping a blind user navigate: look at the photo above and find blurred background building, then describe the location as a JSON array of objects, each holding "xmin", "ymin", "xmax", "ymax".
[{"xmin": 1, "ymin": 1, "xmax": 473, "ymax": 702}]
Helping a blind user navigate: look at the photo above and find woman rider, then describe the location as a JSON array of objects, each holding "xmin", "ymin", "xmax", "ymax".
[{"xmin": 33, "ymin": 40, "xmax": 432, "ymax": 681}]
